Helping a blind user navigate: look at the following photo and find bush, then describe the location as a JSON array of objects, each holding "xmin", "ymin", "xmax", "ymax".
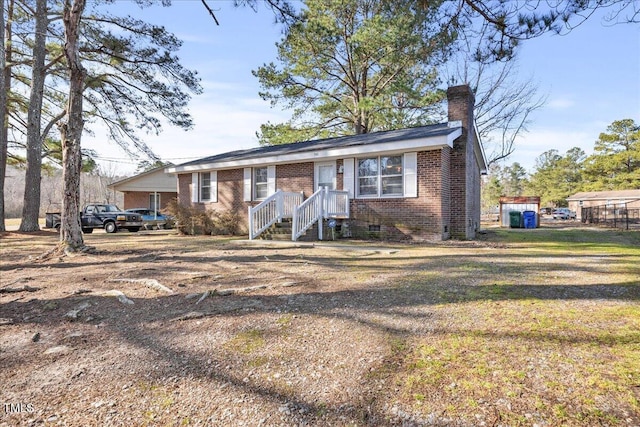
[
  {"xmin": 163, "ymin": 199, "xmax": 241, "ymax": 236},
  {"xmin": 164, "ymin": 199, "xmax": 215, "ymax": 236},
  {"xmin": 211, "ymin": 210, "xmax": 241, "ymax": 235}
]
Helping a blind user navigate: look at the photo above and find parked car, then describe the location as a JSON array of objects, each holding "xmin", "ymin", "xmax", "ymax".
[
  {"xmin": 539, "ymin": 207, "xmax": 553, "ymax": 216},
  {"xmin": 552, "ymin": 208, "xmax": 576, "ymax": 220},
  {"xmin": 125, "ymin": 208, "xmax": 174, "ymax": 229},
  {"xmin": 45, "ymin": 204, "xmax": 142, "ymax": 233}
]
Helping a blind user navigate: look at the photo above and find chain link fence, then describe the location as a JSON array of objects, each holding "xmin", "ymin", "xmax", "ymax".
[{"xmin": 581, "ymin": 203, "xmax": 640, "ymax": 230}]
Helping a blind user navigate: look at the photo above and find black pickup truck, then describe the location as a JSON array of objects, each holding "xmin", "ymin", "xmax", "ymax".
[{"xmin": 45, "ymin": 204, "xmax": 143, "ymax": 233}]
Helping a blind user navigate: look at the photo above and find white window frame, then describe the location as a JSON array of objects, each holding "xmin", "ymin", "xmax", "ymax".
[
  {"xmin": 253, "ymin": 166, "xmax": 269, "ymax": 200},
  {"xmin": 194, "ymin": 171, "xmax": 217, "ymax": 203},
  {"xmin": 200, "ymin": 172, "xmax": 212, "ymax": 201},
  {"xmin": 245, "ymin": 165, "xmax": 275, "ymax": 201},
  {"xmin": 357, "ymin": 157, "xmax": 380, "ymax": 197},
  {"xmin": 353, "ymin": 152, "xmax": 417, "ymax": 199},
  {"xmin": 380, "ymin": 156, "xmax": 403, "ymax": 196},
  {"xmin": 356, "ymin": 155, "xmax": 403, "ymax": 198}
]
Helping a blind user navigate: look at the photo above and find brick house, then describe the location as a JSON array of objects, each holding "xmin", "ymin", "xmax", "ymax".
[
  {"xmin": 567, "ymin": 190, "xmax": 640, "ymax": 220},
  {"xmin": 108, "ymin": 166, "xmax": 177, "ymax": 211},
  {"xmin": 567, "ymin": 189, "xmax": 640, "ymax": 222},
  {"xmin": 166, "ymin": 85, "xmax": 487, "ymax": 241}
]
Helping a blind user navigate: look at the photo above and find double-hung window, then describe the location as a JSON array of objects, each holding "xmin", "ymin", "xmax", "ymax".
[
  {"xmin": 357, "ymin": 155, "xmax": 403, "ymax": 197},
  {"xmin": 192, "ymin": 171, "xmax": 216, "ymax": 203},
  {"xmin": 200, "ymin": 172, "xmax": 211, "ymax": 201},
  {"xmin": 253, "ymin": 167, "xmax": 268, "ymax": 200},
  {"xmin": 358, "ymin": 158, "xmax": 378, "ymax": 196},
  {"xmin": 243, "ymin": 166, "xmax": 275, "ymax": 202}
]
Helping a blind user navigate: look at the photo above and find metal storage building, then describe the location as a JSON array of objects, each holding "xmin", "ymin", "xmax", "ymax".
[{"xmin": 499, "ymin": 196, "xmax": 541, "ymax": 228}]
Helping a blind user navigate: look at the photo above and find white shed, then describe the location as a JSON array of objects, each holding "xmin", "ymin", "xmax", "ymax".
[{"xmin": 499, "ymin": 196, "xmax": 541, "ymax": 228}]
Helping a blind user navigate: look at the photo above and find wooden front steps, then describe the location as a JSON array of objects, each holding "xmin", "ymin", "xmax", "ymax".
[{"xmin": 259, "ymin": 219, "xmax": 318, "ymax": 242}]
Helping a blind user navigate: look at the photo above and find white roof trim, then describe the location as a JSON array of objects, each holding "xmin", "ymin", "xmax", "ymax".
[
  {"xmin": 473, "ymin": 123, "xmax": 488, "ymax": 174},
  {"xmin": 166, "ymin": 131, "xmax": 460, "ymax": 174}
]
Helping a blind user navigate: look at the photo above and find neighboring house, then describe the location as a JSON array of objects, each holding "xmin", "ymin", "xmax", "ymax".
[
  {"xmin": 567, "ymin": 190, "xmax": 640, "ymax": 220},
  {"xmin": 108, "ymin": 166, "xmax": 177, "ymax": 211},
  {"xmin": 166, "ymin": 85, "xmax": 487, "ymax": 241}
]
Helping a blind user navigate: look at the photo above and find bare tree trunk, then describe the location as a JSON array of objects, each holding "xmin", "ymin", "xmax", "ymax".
[
  {"xmin": 19, "ymin": 0, "xmax": 47, "ymax": 232},
  {"xmin": 0, "ymin": 0, "xmax": 10, "ymax": 232},
  {"xmin": 58, "ymin": 0, "xmax": 86, "ymax": 251}
]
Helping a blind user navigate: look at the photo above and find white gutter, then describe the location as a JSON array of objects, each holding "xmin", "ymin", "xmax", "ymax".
[{"xmin": 165, "ymin": 130, "xmax": 461, "ymax": 174}]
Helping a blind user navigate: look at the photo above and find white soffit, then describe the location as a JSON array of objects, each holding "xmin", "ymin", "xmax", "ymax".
[{"xmin": 166, "ymin": 130, "xmax": 461, "ymax": 173}]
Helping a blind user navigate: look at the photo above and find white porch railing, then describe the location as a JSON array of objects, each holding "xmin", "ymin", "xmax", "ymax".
[
  {"xmin": 324, "ymin": 190, "xmax": 350, "ymax": 218},
  {"xmin": 292, "ymin": 188, "xmax": 324, "ymax": 241},
  {"xmin": 291, "ymin": 188, "xmax": 350, "ymax": 241},
  {"xmin": 249, "ymin": 188, "xmax": 350, "ymax": 241},
  {"xmin": 248, "ymin": 190, "xmax": 303, "ymax": 240}
]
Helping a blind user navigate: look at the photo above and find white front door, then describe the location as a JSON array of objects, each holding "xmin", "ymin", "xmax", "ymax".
[{"xmin": 315, "ymin": 161, "xmax": 336, "ymax": 191}]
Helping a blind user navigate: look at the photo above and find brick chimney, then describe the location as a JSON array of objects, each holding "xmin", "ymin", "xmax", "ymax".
[{"xmin": 447, "ymin": 85, "xmax": 480, "ymax": 239}]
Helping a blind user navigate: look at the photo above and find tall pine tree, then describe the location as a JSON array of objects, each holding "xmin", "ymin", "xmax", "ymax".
[
  {"xmin": 253, "ymin": 0, "xmax": 455, "ymax": 145},
  {"xmin": 582, "ymin": 119, "xmax": 640, "ymax": 190}
]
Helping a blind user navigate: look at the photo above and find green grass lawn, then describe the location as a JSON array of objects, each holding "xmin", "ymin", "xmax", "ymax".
[{"xmin": 391, "ymin": 227, "xmax": 640, "ymax": 426}]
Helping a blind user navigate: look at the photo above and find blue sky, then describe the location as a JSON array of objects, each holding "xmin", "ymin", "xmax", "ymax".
[{"xmin": 86, "ymin": 1, "xmax": 640, "ymax": 175}]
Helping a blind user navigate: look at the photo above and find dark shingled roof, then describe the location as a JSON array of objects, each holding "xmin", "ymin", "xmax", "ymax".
[{"xmin": 175, "ymin": 123, "xmax": 457, "ymax": 168}]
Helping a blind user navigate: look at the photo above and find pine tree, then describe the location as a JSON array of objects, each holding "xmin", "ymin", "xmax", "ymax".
[
  {"xmin": 527, "ymin": 148, "xmax": 585, "ymax": 207},
  {"xmin": 582, "ymin": 119, "xmax": 640, "ymax": 190},
  {"xmin": 253, "ymin": 0, "xmax": 455, "ymax": 145}
]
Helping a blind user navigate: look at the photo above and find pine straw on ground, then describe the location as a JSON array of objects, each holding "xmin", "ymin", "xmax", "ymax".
[{"xmin": 1, "ymin": 227, "xmax": 639, "ymax": 426}]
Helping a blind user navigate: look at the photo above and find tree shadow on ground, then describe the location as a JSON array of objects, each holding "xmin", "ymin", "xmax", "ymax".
[
  {"xmin": 2, "ymin": 275, "xmax": 639, "ymax": 424},
  {"xmin": 2, "ymin": 230, "xmax": 639, "ymax": 424}
]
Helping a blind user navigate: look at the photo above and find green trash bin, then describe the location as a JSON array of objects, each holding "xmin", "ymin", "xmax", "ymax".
[{"xmin": 509, "ymin": 211, "xmax": 522, "ymax": 228}]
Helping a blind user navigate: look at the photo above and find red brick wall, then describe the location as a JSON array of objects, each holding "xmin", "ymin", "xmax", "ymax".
[
  {"xmin": 122, "ymin": 192, "xmax": 177, "ymax": 210},
  {"xmin": 181, "ymin": 166, "xmax": 317, "ymax": 234},
  {"xmin": 177, "ymin": 170, "xmax": 249, "ymax": 232},
  {"xmin": 177, "ymin": 174, "xmax": 192, "ymax": 206},
  {"xmin": 447, "ymin": 85, "xmax": 480, "ymax": 239},
  {"xmin": 470, "ymin": 150, "xmax": 481, "ymax": 235},
  {"xmin": 275, "ymin": 163, "xmax": 314, "ymax": 197},
  {"xmin": 177, "ymin": 151, "xmax": 452, "ymax": 241},
  {"xmin": 348, "ymin": 150, "xmax": 447, "ymax": 241},
  {"xmin": 210, "ymin": 169, "xmax": 248, "ymax": 228},
  {"xmin": 215, "ymin": 169, "xmax": 246, "ymax": 211},
  {"xmin": 336, "ymin": 159, "xmax": 344, "ymax": 190}
]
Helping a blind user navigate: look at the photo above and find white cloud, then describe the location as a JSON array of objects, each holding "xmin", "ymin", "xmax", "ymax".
[{"xmin": 546, "ymin": 96, "xmax": 575, "ymax": 110}]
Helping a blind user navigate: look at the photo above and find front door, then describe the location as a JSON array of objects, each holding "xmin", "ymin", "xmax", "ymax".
[{"xmin": 315, "ymin": 161, "xmax": 336, "ymax": 191}]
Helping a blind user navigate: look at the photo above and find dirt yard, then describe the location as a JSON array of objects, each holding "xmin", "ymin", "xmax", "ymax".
[{"xmin": 1, "ymin": 226, "xmax": 639, "ymax": 426}]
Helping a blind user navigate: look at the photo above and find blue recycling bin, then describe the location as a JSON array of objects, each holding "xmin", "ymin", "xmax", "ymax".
[{"xmin": 523, "ymin": 210, "xmax": 537, "ymax": 229}]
